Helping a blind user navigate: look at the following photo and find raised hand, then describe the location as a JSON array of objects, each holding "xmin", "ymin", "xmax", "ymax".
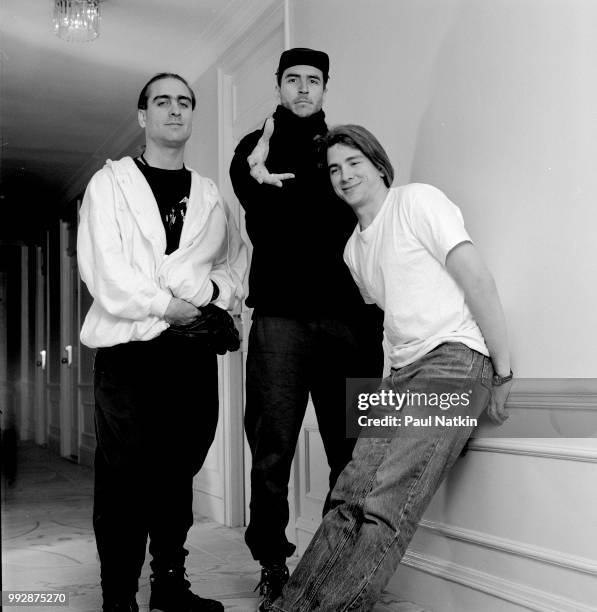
[{"xmin": 247, "ymin": 117, "xmax": 295, "ymax": 187}]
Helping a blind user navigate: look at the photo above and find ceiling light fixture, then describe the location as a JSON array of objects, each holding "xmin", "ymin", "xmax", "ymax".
[{"xmin": 52, "ymin": 0, "xmax": 103, "ymax": 43}]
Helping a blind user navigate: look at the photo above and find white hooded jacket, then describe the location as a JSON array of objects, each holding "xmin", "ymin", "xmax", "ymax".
[{"xmin": 77, "ymin": 157, "xmax": 247, "ymax": 348}]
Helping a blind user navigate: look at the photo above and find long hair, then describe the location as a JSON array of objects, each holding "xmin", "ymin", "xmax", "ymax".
[
  {"xmin": 137, "ymin": 72, "xmax": 196, "ymax": 110},
  {"xmin": 318, "ymin": 124, "xmax": 394, "ymax": 187}
]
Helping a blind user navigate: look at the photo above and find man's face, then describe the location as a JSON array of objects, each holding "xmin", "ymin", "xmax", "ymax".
[
  {"xmin": 138, "ymin": 77, "xmax": 194, "ymax": 148},
  {"xmin": 327, "ymin": 143, "xmax": 386, "ymax": 210},
  {"xmin": 277, "ymin": 65, "xmax": 326, "ymax": 117}
]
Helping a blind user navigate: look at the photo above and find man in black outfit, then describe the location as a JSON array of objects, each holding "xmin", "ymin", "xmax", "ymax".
[
  {"xmin": 78, "ymin": 73, "xmax": 247, "ymax": 612},
  {"xmin": 229, "ymin": 48, "xmax": 383, "ymax": 611}
]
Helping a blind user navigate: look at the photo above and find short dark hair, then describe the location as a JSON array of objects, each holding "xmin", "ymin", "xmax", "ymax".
[
  {"xmin": 137, "ymin": 73, "xmax": 196, "ymax": 110},
  {"xmin": 318, "ymin": 125, "xmax": 394, "ymax": 187}
]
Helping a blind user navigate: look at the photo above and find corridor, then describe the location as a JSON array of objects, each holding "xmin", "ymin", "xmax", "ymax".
[
  {"xmin": 1, "ymin": 443, "xmax": 274, "ymax": 611},
  {"xmin": 1, "ymin": 443, "xmax": 427, "ymax": 612}
]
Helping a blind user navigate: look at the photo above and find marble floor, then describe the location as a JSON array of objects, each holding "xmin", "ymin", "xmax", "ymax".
[{"xmin": 1, "ymin": 443, "xmax": 428, "ymax": 612}]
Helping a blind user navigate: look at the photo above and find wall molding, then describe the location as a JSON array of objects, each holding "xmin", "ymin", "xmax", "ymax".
[
  {"xmin": 302, "ymin": 427, "xmax": 327, "ymax": 503},
  {"xmin": 448, "ymin": 377, "xmax": 597, "ymax": 447},
  {"xmin": 402, "ymin": 549, "xmax": 594, "ymax": 612},
  {"xmin": 418, "ymin": 519, "xmax": 597, "ymax": 577},
  {"xmin": 467, "ymin": 438, "xmax": 597, "ymax": 463},
  {"xmin": 295, "ymin": 516, "xmax": 319, "ymax": 537},
  {"xmin": 506, "ymin": 378, "xmax": 597, "ymax": 411},
  {"xmin": 297, "ymin": 514, "xmax": 597, "ymax": 579},
  {"xmin": 208, "ymin": 0, "xmax": 282, "ymax": 73},
  {"xmin": 296, "ymin": 518, "xmax": 596, "ymax": 611}
]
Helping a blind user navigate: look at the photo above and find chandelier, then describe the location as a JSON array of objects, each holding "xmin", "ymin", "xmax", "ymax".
[{"xmin": 52, "ymin": 0, "xmax": 103, "ymax": 43}]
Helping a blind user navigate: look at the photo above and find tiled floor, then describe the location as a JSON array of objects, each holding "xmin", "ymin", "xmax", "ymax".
[{"xmin": 1, "ymin": 443, "xmax": 427, "ymax": 612}]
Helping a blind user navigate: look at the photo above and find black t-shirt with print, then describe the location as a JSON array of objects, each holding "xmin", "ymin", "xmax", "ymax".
[{"xmin": 134, "ymin": 157, "xmax": 191, "ymax": 255}]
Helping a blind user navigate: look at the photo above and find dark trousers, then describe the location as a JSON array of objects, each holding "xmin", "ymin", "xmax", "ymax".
[
  {"xmin": 244, "ymin": 314, "xmax": 383, "ymax": 562},
  {"xmin": 93, "ymin": 334, "xmax": 219, "ymax": 601}
]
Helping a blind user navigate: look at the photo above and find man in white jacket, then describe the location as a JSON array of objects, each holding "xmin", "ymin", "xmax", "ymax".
[{"xmin": 78, "ymin": 73, "xmax": 247, "ymax": 612}]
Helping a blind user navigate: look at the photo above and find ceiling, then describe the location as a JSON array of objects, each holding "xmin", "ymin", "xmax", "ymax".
[{"xmin": 0, "ymin": 0, "xmax": 274, "ymax": 242}]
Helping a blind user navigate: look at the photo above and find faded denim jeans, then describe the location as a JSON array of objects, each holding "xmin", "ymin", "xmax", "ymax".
[{"xmin": 272, "ymin": 342, "xmax": 493, "ymax": 611}]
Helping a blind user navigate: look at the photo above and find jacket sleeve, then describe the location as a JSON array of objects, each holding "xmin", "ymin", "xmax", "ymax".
[
  {"xmin": 77, "ymin": 168, "xmax": 172, "ymax": 321},
  {"xmin": 210, "ymin": 198, "xmax": 248, "ymax": 311},
  {"xmin": 229, "ymin": 130, "xmax": 269, "ymax": 213}
]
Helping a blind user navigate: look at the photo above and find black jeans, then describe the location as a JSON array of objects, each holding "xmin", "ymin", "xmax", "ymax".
[
  {"xmin": 244, "ymin": 314, "xmax": 383, "ymax": 562},
  {"xmin": 93, "ymin": 333, "xmax": 219, "ymax": 601}
]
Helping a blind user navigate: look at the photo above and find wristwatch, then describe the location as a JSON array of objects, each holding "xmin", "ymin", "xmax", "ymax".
[{"xmin": 492, "ymin": 370, "xmax": 513, "ymax": 386}]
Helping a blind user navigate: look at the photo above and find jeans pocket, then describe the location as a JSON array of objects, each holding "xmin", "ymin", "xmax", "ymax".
[{"xmin": 480, "ymin": 356, "xmax": 494, "ymax": 392}]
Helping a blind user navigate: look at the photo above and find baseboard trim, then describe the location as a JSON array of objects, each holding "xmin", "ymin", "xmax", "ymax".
[
  {"xmin": 418, "ymin": 519, "xmax": 597, "ymax": 577},
  {"xmin": 402, "ymin": 549, "xmax": 595, "ymax": 612}
]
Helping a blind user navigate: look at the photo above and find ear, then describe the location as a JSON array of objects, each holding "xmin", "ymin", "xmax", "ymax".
[
  {"xmin": 138, "ymin": 109, "xmax": 146, "ymax": 129},
  {"xmin": 275, "ymin": 82, "xmax": 281, "ymax": 104}
]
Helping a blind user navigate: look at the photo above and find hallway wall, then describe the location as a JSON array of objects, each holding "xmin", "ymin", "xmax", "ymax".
[
  {"xmin": 288, "ymin": 2, "xmax": 597, "ymax": 611},
  {"xmin": 291, "ymin": 0, "xmax": 596, "ymax": 377}
]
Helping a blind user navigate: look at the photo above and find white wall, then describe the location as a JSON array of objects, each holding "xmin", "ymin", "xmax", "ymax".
[
  {"xmin": 185, "ymin": 66, "xmax": 220, "ymax": 183},
  {"xmin": 289, "ymin": 2, "xmax": 597, "ymax": 611},
  {"xmin": 291, "ymin": 0, "xmax": 597, "ymax": 377}
]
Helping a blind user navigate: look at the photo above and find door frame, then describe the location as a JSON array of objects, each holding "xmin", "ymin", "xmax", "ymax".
[
  {"xmin": 34, "ymin": 245, "xmax": 47, "ymax": 446},
  {"xmin": 59, "ymin": 220, "xmax": 77, "ymax": 458},
  {"xmin": 216, "ymin": 0, "xmax": 288, "ymax": 527}
]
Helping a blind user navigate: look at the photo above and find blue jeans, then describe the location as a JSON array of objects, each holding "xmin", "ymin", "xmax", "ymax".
[
  {"xmin": 272, "ymin": 342, "xmax": 493, "ymax": 611},
  {"xmin": 244, "ymin": 314, "xmax": 383, "ymax": 562}
]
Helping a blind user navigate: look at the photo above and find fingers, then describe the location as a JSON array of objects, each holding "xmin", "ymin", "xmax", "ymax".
[
  {"xmin": 249, "ymin": 166, "xmax": 295, "ymax": 187},
  {"xmin": 265, "ymin": 173, "xmax": 296, "ymax": 188},
  {"xmin": 486, "ymin": 395, "xmax": 509, "ymax": 425},
  {"xmin": 487, "ymin": 403, "xmax": 508, "ymax": 425},
  {"xmin": 274, "ymin": 173, "xmax": 295, "ymax": 181}
]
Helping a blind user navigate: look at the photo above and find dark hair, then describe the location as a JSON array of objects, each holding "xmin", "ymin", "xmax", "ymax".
[
  {"xmin": 318, "ymin": 125, "xmax": 394, "ymax": 187},
  {"xmin": 137, "ymin": 73, "xmax": 196, "ymax": 110}
]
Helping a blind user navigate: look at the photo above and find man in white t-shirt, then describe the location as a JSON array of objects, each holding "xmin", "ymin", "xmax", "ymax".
[{"xmin": 271, "ymin": 125, "xmax": 513, "ymax": 611}]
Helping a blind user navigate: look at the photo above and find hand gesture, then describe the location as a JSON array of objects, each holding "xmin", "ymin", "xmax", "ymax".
[
  {"xmin": 486, "ymin": 379, "xmax": 513, "ymax": 425},
  {"xmin": 164, "ymin": 297, "xmax": 200, "ymax": 326},
  {"xmin": 247, "ymin": 117, "xmax": 295, "ymax": 187}
]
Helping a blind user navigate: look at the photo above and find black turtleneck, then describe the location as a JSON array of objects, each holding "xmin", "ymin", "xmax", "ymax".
[{"xmin": 229, "ymin": 104, "xmax": 369, "ymax": 320}]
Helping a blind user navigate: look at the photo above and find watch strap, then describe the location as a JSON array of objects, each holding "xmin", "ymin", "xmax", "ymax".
[{"xmin": 492, "ymin": 370, "xmax": 513, "ymax": 386}]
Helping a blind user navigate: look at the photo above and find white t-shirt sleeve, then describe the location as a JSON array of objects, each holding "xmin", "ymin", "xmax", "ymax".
[
  {"xmin": 403, "ymin": 184, "xmax": 472, "ymax": 264},
  {"xmin": 351, "ymin": 271, "xmax": 376, "ymax": 304},
  {"xmin": 343, "ymin": 240, "xmax": 375, "ymax": 304}
]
